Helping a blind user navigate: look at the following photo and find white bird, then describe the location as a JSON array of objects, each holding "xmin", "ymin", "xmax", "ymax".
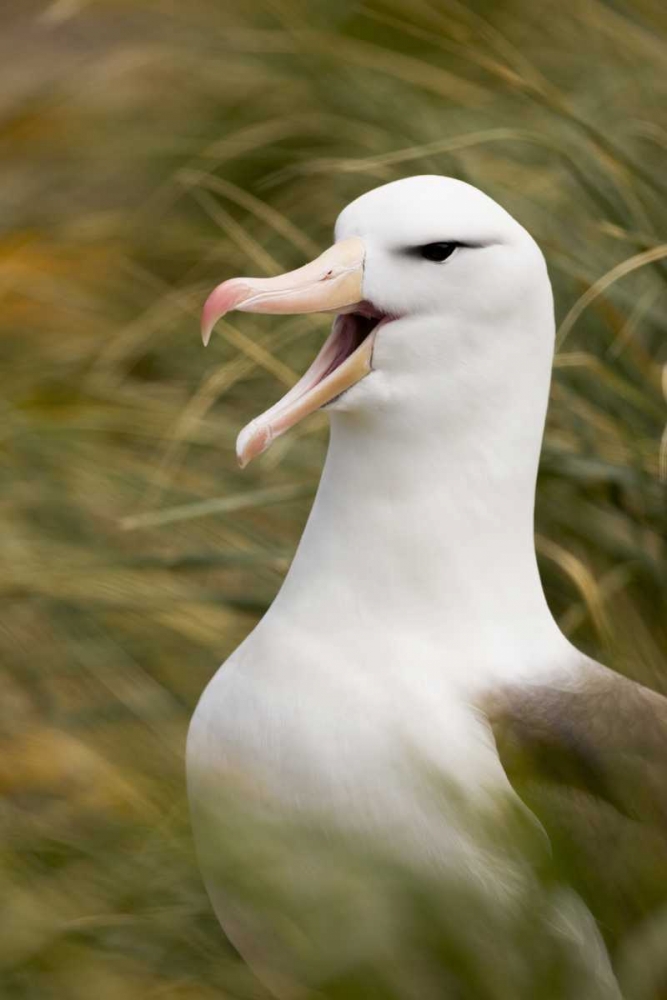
[{"xmin": 187, "ymin": 176, "xmax": 667, "ymax": 998}]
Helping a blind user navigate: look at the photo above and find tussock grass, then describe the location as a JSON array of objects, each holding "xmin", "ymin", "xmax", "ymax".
[{"xmin": 0, "ymin": 0, "xmax": 665, "ymax": 996}]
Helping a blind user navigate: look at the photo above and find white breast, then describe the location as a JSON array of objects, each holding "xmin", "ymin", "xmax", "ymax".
[{"xmin": 187, "ymin": 621, "xmax": 528, "ymax": 868}]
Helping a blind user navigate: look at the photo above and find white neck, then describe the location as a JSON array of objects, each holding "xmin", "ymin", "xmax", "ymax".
[{"xmin": 263, "ymin": 315, "xmax": 569, "ymax": 686}]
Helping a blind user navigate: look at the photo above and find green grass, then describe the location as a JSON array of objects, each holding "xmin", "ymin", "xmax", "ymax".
[{"xmin": 0, "ymin": 0, "xmax": 665, "ymax": 996}]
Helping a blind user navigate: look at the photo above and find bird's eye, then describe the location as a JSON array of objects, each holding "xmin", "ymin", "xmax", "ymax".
[{"xmin": 418, "ymin": 242, "xmax": 460, "ymax": 263}]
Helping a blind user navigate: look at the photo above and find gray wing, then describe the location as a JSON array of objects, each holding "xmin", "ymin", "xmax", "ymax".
[{"xmin": 481, "ymin": 661, "xmax": 667, "ymax": 956}]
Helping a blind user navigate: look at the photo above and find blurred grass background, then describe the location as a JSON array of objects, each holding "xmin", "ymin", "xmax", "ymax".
[{"xmin": 0, "ymin": 0, "xmax": 665, "ymax": 996}]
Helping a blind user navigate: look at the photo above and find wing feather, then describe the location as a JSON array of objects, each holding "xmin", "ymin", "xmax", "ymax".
[{"xmin": 481, "ymin": 661, "xmax": 667, "ymax": 953}]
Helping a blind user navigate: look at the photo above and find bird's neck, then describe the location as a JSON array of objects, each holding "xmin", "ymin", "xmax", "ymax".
[
  {"xmin": 265, "ymin": 332, "xmax": 568, "ymax": 683},
  {"xmin": 260, "ymin": 300, "xmax": 569, "ymax": 684}
]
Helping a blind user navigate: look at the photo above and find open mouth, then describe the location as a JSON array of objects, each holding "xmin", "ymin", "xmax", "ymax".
[
  {"xmin": 311, "ymin": 304, "xmax": 388, "ymax": 397},
  {"xmin": 235, "ymin": 303, "xmax": 390, "ymax": 465}
]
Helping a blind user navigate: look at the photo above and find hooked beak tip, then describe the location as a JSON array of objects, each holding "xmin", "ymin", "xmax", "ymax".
[
  {"xmin": 201, "ymin": 279, "xmax": 249, "ymax": 347},
  {"xmin": 201, "ymin": 296, "xmax": 218, "ymax": 346}
]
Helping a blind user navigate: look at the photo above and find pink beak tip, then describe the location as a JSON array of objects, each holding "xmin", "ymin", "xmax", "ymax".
[
  {"xmin": 236, "ymin": 437, "xmax": 249, "ymax": 468},
  {"xmin": 201, "ymin": 277, "xmax": 253, "ymax": 347},
  {"xmin": 201, "ymin": 319, "xmax": 214, "ymax": 346},
  {"xmin": 201, "ymin": 297, "xmax": 225, "ymax": 347},
  {"xmin": 236, "ymin": 420, "xmax": 271, "ymax": 469},
  {"xmin": 200, "ymin": 294, "xmax": 216, "ymax": 345}
]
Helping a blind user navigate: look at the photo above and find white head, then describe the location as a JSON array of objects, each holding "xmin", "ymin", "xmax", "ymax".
[
  {"xmin": 201, "ymin": 175, "xmax": 555, "ymax": 466},
  {"xmin": 201, "ymin": 175, "xmax": 567, "ymax": 673}
]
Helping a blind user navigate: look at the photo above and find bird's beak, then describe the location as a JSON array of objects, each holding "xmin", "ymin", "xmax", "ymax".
[{"xmin": 201, "ymin": 237, "xmax": 372, "ymax": 467}]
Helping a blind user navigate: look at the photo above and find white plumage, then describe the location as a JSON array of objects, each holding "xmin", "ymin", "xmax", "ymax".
[{"xmin": 187, "ymin": 177, "xmax": 664, "ymax": 998}]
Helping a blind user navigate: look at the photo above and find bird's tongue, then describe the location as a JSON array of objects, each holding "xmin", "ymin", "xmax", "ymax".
[{"xmin": 200, "ymin": 237, "xmax": 374, "ymax": 466}]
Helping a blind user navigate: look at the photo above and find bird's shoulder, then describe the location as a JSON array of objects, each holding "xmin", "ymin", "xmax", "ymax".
[
  {"xmin": 478, "ymin": 657, "xmax": 667, "ymax": 950},
  {"xmin": 479, "ymin": 657, "xmax": 667, "ymax": 823}
]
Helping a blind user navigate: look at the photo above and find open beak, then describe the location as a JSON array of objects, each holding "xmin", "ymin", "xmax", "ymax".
[{"xmin": 201, "ymin": 237, "xmax": 380, "ymax": 467}]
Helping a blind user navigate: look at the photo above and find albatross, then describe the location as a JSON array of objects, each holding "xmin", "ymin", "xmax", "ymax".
[{"xmin": 187, "ymin": 176, "xmax": 667, "ymax": 998}]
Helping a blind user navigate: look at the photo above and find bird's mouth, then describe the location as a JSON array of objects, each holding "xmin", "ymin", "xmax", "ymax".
[
  {"xmin": 200, "ymin": 236, "xmax": 386, "ymax": 467},
  {"xmin": 235, "ymin": 305, "xmax": 389, "ymax": 466}
]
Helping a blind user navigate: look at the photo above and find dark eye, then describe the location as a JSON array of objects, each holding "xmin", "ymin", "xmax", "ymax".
[{"xmin": 418, "ymin": 242, "xmax": 459, "ymax": 263}]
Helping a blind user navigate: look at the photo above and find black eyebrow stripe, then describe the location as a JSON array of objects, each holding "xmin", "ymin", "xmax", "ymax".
[{"xmin": 403, "ymin": 242, "xmax": 481, "ymax": 255}]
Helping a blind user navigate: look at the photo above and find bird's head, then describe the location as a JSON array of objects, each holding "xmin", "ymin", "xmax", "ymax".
[{"xmin": 201, "ymin": 175, "xmax": 554, "ymax": 467}]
